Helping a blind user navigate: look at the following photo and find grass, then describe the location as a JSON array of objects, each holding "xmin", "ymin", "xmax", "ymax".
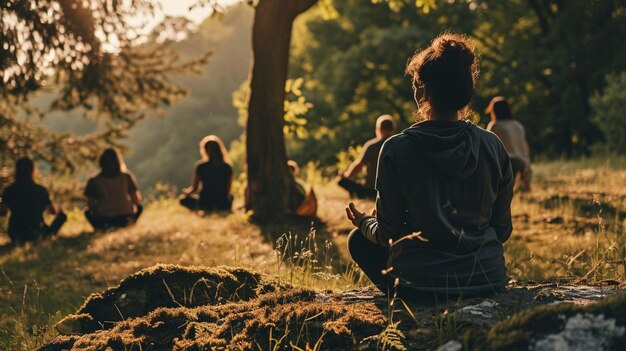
[
  {"xmin": 0, "ymin": 197, "xmax": 362, "ymax": 349},
  {"xmin": 1, "ymin": 158, "xmax": 626, "ymax": 349},
  {"xmin": 505, "ymin": 159, "xmax": 626, "ymax": 282}
]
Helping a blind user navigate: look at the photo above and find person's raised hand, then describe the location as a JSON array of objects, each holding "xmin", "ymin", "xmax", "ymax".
[{"xmin": 345, "ymin": 202, "xmax": 367, "ymax": 227}]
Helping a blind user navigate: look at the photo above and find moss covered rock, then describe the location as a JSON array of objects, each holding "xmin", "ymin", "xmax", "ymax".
[
  {"xmin": 55, "ymin": 264, "xmax": 288, "ymax": 335},
  {"xmin": 462, "ymin": 292, "xmax": 626, "ymax": 350},
  {"xmin": 43, "ymin": 265, "xmax": 386, "ymax": 351},
  {"xmin": 41, "ymin": 265, "xmax": 626, "ymax": 351}
]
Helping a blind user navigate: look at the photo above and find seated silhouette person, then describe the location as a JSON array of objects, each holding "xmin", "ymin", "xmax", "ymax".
[
  {"xmin": 0, "ymin": 157, "xmax": 66, "ymax": 243},
  {"xmin": 84, "ymin": 148, "xmax": 142, "ymax": 230},
  {"xmin": 180, "ymin": 135, "xmax": 233, "ymax": 212},
  {"xmin": 287, "ymin": 160, "xmax": 317, "ymax": 217},
  {"xmin": 338, "ymin": 115, "xmax": 396, "ymax": 199}
]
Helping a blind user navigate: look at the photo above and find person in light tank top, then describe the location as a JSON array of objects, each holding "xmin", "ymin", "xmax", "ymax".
[{"xmin": 486, "ymin": 96, "xmax": 531, "ymax": 192}]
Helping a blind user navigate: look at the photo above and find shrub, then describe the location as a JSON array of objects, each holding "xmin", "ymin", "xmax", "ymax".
[{"xmin": 591, "ymin": 72, "xmax": 626, "ymax": 153}]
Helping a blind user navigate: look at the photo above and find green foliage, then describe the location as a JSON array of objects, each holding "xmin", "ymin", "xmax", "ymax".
[
  {"xmin": 334, "ymin": 145, "xmax": 363, "ymax": 178},
  {"xmin": 233, "ymin": 76, "xmax": 314, "ymax": 138},
  {"xmin": 375, "ymin": 0, "xmax": 437, "ymax": 13},
  {"xmin": 0, "ymin": 0, "xmax": 210, "ymax": 174},
  {"xmin": 591, "ymin": 72, "xmax": 626, "ymax": 154},
  {"xmin": 284, "ymin": 78, "xmax": 314, "ymax": 138},
  {"xmin": 471, "ymin": 0, "xmax": 626, "ymax": 156},
  {"xmin": 34, "ymin": 4, "xmax": 252, "ymax": 188},
  {"xmin": 124, "ymin": 4, "xmax": 253, "ymax": 188},
  {"xmin": 288, "ymin": 0, "xmax": 474, "ymax": 170},
  {"xmin": 288, "ymin": 0, "xmax": 626, "ymax": 167},
  {"xmin": 228, "ymin": 75, "xmax": 315, "ymax": 179}
]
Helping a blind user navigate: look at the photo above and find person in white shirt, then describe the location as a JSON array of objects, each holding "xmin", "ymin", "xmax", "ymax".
[{"xmin": 486, "ymin": 97, "xmax": 531, "ymax": 192}]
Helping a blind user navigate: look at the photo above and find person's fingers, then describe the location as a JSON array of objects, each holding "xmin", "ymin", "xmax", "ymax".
[
  {"xmin": 371, "ymin": 209, "xmax": 377, "ymax": 216},
  {"xmin": 349, "ymin": 202, "xmax": 358, "ymax": 213},
  {"xmin": 349, "ymin": 202, "xmax": 364, "ymax": 217},
  {"xmin": 345, "ymin": 207, "xmax": 355, "ymax": 220}
]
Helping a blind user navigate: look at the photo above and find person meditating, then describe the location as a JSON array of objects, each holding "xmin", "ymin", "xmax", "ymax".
[
  {"xmin": 84, "ymin": 148, "xmax": 143, "ymax": 230},
  {"xmin": 346, "ymin": 33, "xmax": 514, "ymax": 299},
  {"xmin": 287, "ymin": 160, "xmax": 317, "ymax": 217},
  {"xmin": 486, "ymin": 96, "xmax": 531, "ymax": 192},
  {"xmin": 0, "ymin": 157, "xmax": 67, "ymax": 243},
  {"xmin": 338, "ymin": 115, "xmax": 396, "ymax": 199},
  {"xmin": 180, "ymin": 135, "xmax": 233, "ymax": 212}
]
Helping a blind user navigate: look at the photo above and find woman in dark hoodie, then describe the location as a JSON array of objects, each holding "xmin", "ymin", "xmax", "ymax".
[{"xmin": 346, "ymin": 33, "xmax": 514, "ymax": 299}]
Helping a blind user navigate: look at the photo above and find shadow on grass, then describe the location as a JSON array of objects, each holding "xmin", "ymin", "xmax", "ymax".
[
  {"xmin": 0, "ymin": 230, "xmax": 102, "ymax": 265},
  {"xmin": 537, "ymin": 194, "xmax": 626, "ymax": 223},
  {"xmin": 0, "ymin": 229, "xmax": 112, "ymax": 343}
]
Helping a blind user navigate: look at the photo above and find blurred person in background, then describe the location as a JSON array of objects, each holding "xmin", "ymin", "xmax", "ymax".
[
  {"xmin": 84, "ymin": 148, "xmax": 142, "ymax": 230},
  {"xmin": 486, "ymin": 96, "xmax": 531, "ymax": 192},
  {"xmin": 287, "ymin": 160, "xmax": 317, "ymax": 217},
  {"xmin": 338, "ymin": 115, "xmax": 396, "ymax": 199},
  {"xmin": 0, "ymin": 157, "xmax": 66, "ymax": 243},
  {"xmin": 180, "ymin": 135, "xmax": 233, "ymax": 212}
]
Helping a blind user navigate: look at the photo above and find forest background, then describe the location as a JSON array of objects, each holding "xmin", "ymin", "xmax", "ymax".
[{"xmin": 29, "ymin": 0, "xmax": 626, "ymax": 191}]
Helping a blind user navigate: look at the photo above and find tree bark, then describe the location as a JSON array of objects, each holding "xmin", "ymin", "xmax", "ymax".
[{"xmin": 246, "ymin": 0, "xmax": 317, "ymax": 221}]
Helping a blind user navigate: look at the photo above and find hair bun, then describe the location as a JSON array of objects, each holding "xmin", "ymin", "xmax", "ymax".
[
  {"xmin": 405, "ymin": 32, "xmax": 480, "ymax": 115},
  {"xmin": 437, "ymin": 37, "xmax": 475, "ymax": 69}
]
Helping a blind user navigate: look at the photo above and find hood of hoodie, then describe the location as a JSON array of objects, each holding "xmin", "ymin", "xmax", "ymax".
[{"xmin": 403, "ymin": 119, "xmax": 481, "ymax": 178}]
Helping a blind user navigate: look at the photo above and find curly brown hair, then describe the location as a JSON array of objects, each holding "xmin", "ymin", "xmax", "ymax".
[{"xmin": 406, "ymin": 33, "xmax": 480, "ymax": 120}]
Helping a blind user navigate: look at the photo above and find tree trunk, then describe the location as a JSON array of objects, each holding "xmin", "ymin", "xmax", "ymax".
[{"xmin": 246, "ymin": 0, "xmax": 317, "ymax": 221}]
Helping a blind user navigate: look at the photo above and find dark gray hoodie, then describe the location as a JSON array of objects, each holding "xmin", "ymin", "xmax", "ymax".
[{"xmin": 358, "ymin": 119, "xmax": 514, "ymax": 295}]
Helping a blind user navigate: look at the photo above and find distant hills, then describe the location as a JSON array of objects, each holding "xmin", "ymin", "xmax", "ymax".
[{"xmin": 42, "ymin": 4, "xmax": 253, "ymax": 189}]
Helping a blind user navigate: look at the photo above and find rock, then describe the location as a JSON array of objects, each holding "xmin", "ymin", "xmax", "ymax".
[
  {"xmin": 533, "ymin": 284, "xmax": 620, "ymax": 303},
  {"xmin": 437, "ymin": 340, "xmax": 463, "ymax": 351},
  {"xmin": 453, "ymin": 300, "xmax": 500, "ymax": 327},
  {"xmin": 532, "ymin": 313, "xmax": 625, "ymax": 351},
  {"xmin": 336, "ymin": 281, "xmax": 625, "ymax": 329},
  {"xmin": 53, "ymin": 264, "xmax": 290, "ymax": 335},
  {"xmin": 307, "ymin": 281, "xmax": 626, "ymax": 350},
  {"xmin": 462, "ymin": 291, "xmax": 626, "ymax": 351},
  {"xmin": 40, "ymin": 265, "xmax": 626, "ymax": 351},
  {"xmin": 41, "ymin": 265, "xmax": 386, "ymax": 351}
]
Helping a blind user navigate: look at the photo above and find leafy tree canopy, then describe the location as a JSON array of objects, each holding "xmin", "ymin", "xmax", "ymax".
[
  {"xmin": 0, "ymin": 0, "xmax": 209, "ymax": 172},
  {"xmin": 288, "ymin": 0, "xmax": 626, "ymax": 166}
]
